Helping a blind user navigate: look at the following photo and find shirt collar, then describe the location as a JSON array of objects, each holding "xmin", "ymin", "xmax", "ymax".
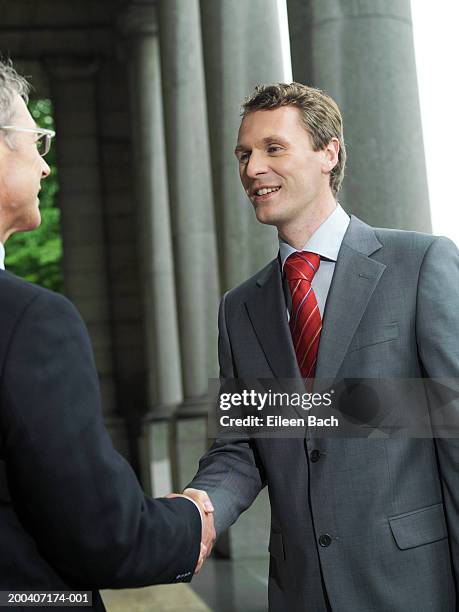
[
  {"xmin": 279, "ymin": 203, "xmax": 350, "ymax": 271},
  {"xmin": 0, "ymin": 242, "xmax": 5, "ymax": 270}
]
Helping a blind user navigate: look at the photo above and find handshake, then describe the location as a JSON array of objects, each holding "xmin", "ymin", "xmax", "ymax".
[{"xmin": 166, "ymin": 488, "xmax": 216, "ymax": 574}]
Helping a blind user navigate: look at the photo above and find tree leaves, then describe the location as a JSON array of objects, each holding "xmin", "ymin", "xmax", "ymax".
[{"xmin": 5, "ymin": 98, "xmax": 64, "ymax": 293}]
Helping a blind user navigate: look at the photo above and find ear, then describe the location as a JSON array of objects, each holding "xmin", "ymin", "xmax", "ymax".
[{"xmin": 322, "ymin": 137, "xmax": 340, "ymax": 173}]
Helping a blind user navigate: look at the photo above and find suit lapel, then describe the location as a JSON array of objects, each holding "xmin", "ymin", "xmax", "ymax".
[
  {"xmin": 245, "ymin": 258, "xmax": 301, "ymax": 380},
  {"xmin": 244, "ymin": 217, "xmax": 386, "ymax": 386},
  {"xmin": 315, "ymin": 216, "xmax": 386, "ymax": 382}
]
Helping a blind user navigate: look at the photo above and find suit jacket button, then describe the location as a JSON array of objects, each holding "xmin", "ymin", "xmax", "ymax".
[
  {"xmin": 319, "ymin": 534, "xmax": 332, "ymax": 547},
  {"xmin": 310, "ymin": 449, "xmax": 321, "ymax": 462}
]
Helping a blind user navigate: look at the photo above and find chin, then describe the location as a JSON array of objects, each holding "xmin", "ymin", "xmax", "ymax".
[
  {"xmin": 31, "ymin": 212, "xmax": 42, "ymax": 229},
  {"xmin": 254, "ymin": 206, "xmax": 283, "ymax": 227},
  {"xmin": 30, "ymin": 199, "xmax": 42, "ymax": 227},
  {"xmin": 31, "ymin": 217, "xmax": 41, "ymax": 230},
  {"xmin": 23, "ymin": 210, "xmax": 42, "ymax": 232}
]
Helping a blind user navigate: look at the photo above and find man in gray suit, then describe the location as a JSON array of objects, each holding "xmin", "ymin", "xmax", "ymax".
[{"xmin": 186, "ymin": 83, "xmax": 459, "ymax": 611}]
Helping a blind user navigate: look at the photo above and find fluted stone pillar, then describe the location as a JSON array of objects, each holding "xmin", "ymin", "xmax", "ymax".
[
  {"xmin": 158, "ymin": 0, "xmax": 220, "ymax": 396},
  {"xmin": 200, "ymin": 0, "xmax": 285, "ymax": 290},
  {"xmin": 287, "ymin": 0, "xmax": 431, "ymax": 231},
  {"xmin": 198, "ymin": 0, "xmax": 286, "ymax": 560},
  {"xmin": 123, "ymin": 4, "xmax": 183, "ymax": 409},
  {"xmin": 121, "ymin": 1, "xmax": 183, "ymax": 495},
  {"xmin": 158, "ymin": 0, "xmax": 220, "ymax": 510},
  {"xmin": 46, "ymin": 59, "xmax": 126, "ymax": 453}
]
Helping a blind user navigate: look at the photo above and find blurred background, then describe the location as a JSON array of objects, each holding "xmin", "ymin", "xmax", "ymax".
[{"xmin": 1, "ymin": 0, "xmax": 455, "ymax": 610}]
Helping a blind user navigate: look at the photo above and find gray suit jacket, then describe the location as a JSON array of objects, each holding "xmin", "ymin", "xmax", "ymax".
[{"xmin": 190, "ymin": 216, "xmax": 459, "ymax": 611}]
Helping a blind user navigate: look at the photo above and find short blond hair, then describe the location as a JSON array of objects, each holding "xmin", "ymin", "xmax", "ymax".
[{"xmin": 242, "ymin": 82, "xmax": 346, "ymax": 196}]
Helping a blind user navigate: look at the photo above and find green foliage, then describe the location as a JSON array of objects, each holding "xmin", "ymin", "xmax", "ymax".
[{"xmin": 5, "ymin": 98, "xmax": 64, "ymax": 292}]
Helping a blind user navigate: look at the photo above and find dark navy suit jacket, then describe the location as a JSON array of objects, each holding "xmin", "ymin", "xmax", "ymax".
[{"xmin": 0, "ymin": 270, "xmax": 200, "ymax": 610}]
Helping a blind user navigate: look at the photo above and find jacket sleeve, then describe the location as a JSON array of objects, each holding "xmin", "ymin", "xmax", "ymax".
[
  {"xmin": 0, "ymin": 290, "xmax": 201, "ymax": 588},
  {"xmin": 187, "ymin": 292, "xmax": 265, "ymax": 535},
  {"xmin": 416, "ymin": 236, "xmax": 459, "ymax": 593}
]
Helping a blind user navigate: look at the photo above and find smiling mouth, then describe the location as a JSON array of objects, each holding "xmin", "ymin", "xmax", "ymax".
[{"xmin": 252, "ymin": 187, "xmax": 281, "ymax": 201}]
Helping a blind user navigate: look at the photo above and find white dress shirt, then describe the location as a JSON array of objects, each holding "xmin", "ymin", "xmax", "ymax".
[{"xmin": 279, "ymin": 204, "xmax": 350, "ymax": 317}]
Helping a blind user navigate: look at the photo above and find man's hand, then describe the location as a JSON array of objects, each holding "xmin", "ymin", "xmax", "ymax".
[{"xmin": 166, "ymin": 488, "xmax": 216, "ymax": 574}]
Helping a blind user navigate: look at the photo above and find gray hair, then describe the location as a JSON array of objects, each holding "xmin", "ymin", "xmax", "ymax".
[{"xmin": 0, "ymin": 59, "xmax": 31, "ymax": 125}]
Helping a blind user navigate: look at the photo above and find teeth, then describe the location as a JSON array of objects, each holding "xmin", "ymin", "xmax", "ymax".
[{"xmin": 256, "ymin": 187, "xmax": 280, "ymax": 196}]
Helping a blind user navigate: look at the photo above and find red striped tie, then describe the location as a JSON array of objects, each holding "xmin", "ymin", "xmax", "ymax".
[{"xmin": 284, "ymin": 252, "xmax": 322, "ymax": 380}]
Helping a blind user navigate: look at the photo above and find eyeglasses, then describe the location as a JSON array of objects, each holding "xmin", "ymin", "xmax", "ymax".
[{"xmin": 0, "ymin": 125, "xmax": 56, "ymax": 156}]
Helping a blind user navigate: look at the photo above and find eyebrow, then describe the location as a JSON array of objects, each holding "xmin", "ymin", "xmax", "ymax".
[{"xmin": 235, "ymin": 135, "xmax": 289, "ymax": 154}]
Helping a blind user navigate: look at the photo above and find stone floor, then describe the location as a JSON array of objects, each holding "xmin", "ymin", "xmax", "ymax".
[
  {"xmin": 101, "ymin": 557, "xmax": 269, "ymax": 612},
  {"xmin": 101, "ymin": 583, "xmax": 211, "ymax": 612}
]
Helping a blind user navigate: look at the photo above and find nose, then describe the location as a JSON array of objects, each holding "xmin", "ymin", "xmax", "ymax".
[
  {"xmin": 245, "ymin": 151, "xmax": 269, "ymax": 179},
  {"xmin": 41, "ymin": 157, "xmax": 51, "ymax": 179}
]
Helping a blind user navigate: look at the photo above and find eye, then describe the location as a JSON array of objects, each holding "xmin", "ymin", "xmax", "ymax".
[
  {"xmin": 36, "ymin": 136, "xmax": 46, "ymax": 155},
  {"xmin": 267, "ymin": 145, "xmax": 283, "ymax": 154},
  {"xmin": 238, "ymin": 151, "xmax": 250, "ymax": 164}
]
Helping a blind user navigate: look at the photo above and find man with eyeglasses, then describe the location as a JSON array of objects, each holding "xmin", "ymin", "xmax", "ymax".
[
  {"xmin": 0, "ymin": 60, "xmax": 215, "ymax": 609},
  {"xmin": 0, "ymin": 117, "xmax": 53, "ymax": 243}
]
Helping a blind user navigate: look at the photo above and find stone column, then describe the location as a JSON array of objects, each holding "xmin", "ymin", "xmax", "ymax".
[
  {"xmin": 122, "ymin": 3, "xmax": 183, "ymax": 410},
  {"xmin": 120, "ymin": 1, "xmax": 184, "ymax": 495},
  {"xmin": 45, "ymin": 59, "xmax": 126, "ymax": 452},
  {"xmin": 158, "ymin": 0, "xmax": 220, "ymax": 511},
  {"xmin": 158, "ymin": 0, "xmax": 220, "ymax": 396},
  {"xmin": 199, "ymin": 0, "xmax": 287, "ymax": 560},
  {"xmin": 287, "ymin": 0, "xmax": 431, "ymax": 231},
  {"xmin": 200, "ymin": 0, "xmax": 285, "ymax": 290}
]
